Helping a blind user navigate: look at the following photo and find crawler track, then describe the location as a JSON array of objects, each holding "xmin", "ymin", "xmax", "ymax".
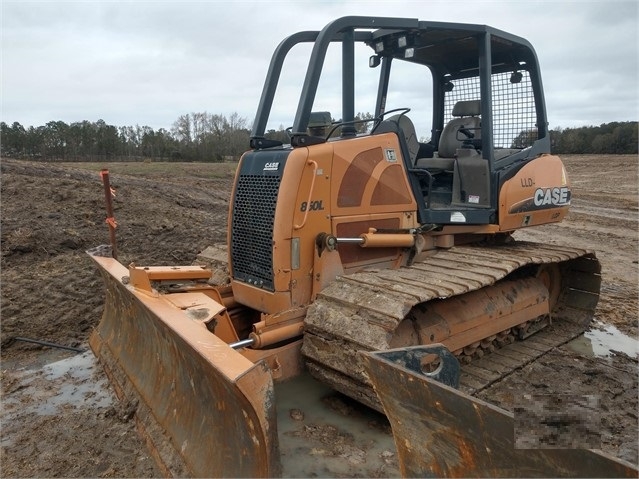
[{"xmin": 302, "ymin": 241, "xmax": 601, "ymax": 411}]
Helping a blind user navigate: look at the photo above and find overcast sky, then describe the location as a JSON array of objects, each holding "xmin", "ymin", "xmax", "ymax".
[{"xmin": 2, "ymin": 0, "xmax": 637, "ymax": 135}]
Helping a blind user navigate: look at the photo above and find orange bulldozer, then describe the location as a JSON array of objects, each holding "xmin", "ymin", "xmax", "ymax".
[{"xmin": 88, "ymin": 16, "xmax": 636, "ymax": 478}]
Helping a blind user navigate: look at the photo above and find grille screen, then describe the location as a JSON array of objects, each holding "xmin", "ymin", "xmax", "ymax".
[
  {"xmin": 231, "ymin": 174, "xmax": 282, "ymax": 291},
  {"xmin": 444, "ymin": 70, "xmax": 537, "ymax": 149}
]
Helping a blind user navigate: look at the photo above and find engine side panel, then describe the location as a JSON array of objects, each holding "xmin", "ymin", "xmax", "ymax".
[{"xmin": 231, "ymin": 133, "xmax": 420, "ymax": 314}]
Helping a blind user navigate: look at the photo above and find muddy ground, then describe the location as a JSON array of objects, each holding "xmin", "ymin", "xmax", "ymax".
[{"xmin": 1, "ymin": 155, "xmax": 637, "ymax": 477}]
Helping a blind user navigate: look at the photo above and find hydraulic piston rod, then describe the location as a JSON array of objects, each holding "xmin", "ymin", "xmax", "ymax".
[{"xmin": 334, "ymin": 228, "xmax": 415, "ymax": 248}]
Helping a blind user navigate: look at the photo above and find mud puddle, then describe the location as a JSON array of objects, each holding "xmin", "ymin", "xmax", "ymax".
[
  {"xmin": 1, "ymin": 349, "xmax": 158, "ymax": 477},
  {"xmin": 1, "ymin": 351, "xmax": 114, "ymax": 445},
  {"xmin": 568, "ymin": 321, "xmax": 639, "ymax": 359},
  {"xmin": 275, "ymin": 372, "xmax": 399, "ymax": 478}
]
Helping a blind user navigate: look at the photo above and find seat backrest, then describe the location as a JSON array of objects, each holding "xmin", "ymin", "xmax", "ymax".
[
  {"xmin": 386, "ymin": 114, "xmax": 419, "ymax": 165},
  {"xmin": 438, "ymin": 100, "xmax": 481, "ymax": 158}
]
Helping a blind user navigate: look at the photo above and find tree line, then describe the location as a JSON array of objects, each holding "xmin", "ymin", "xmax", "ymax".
[
  {"xmin": 549, "ymin": 122, "xmax": 637, "ymax": 154},
  {"xmin": 0, "ymin": 112, "xmax": 253, "ymax": 162},
  {"xmin": 1, "ymin": 116, "xmax": 636, "ymax": 162},
  {"xmin": 513, "ymin": 121, "xmax": 637, "ymax": 154},
  {"xmin": 0, "ymin": 111, "xmax": 374, "ymax": 162}
]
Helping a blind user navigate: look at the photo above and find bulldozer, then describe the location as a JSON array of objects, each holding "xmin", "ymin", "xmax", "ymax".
[{"xmin": 88, "ymin": 16, "xmax": 633, "ymax": 477}]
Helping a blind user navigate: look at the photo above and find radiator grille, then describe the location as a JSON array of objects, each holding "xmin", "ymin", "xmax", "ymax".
[{"xmin": 231, "ymin": 174, "xmax": 282, "ymax": 291}]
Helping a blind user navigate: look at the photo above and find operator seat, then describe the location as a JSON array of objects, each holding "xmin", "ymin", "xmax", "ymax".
[
  {"xmin": 415, "ymin": 100, "xmax": 481, "ymax": 173},
  {"xmin": 437, "ymin": 100, "xmax": 481, "ymax": 158},
  {"xmin": 437, "ymin": 100, "xmax": 489, "ymax": 207}
]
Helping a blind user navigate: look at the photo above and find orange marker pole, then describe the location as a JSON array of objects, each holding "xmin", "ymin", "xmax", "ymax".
[{"xmin": 100, "ymin": 169, "xmax": 118, "ymax": 260}]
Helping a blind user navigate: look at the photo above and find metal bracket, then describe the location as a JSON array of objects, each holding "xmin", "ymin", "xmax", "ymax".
[{"xmin": 369, "ymin": 344, "xmax": 460, "ymax": 388}]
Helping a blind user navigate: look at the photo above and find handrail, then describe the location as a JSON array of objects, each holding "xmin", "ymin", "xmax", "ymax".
[{"xmin": 293, "ymin": 159, "xmax": 318, "ymax": 230}]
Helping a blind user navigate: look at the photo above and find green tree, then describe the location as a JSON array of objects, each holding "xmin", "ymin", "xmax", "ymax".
[
  {"xmin": 551, "ymin": 122, "xmax": 637, "ymax": 154},
  {"xmin": 43, "ymin": 121, "xmax": 70, "ymax": 159},
  {"xmin": 0, "ymin": 121, "xmax": 27, "ymax": 157},
  {"xmin": 511, "ymin": 128, "xmax": 538, "ymax": 148}
]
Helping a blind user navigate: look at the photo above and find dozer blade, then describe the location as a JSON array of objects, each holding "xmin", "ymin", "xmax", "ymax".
[
  {"xmin": 363, "ymin": 345, "xmax": 638, "ymax": 478},
  {"xmin": 88, "ymin": 253, "xmax": 280, "ymax": 478}
]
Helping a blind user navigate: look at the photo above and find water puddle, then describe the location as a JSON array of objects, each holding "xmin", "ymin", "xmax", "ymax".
[
  {"xmin": 568, "ymin": 322, "xmax": 639, "ymax": 359},
  {"xmin": 1, "ymin": 351, "xmax": 114, "ymax": 420},
  {"xmin": 275, "ymin": 372, "xmax": 399, "ymax": 478}
]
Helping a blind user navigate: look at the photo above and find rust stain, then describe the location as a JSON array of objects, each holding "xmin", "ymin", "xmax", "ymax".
[{"xmin": 455, "ymin": 435, "xmax": 478, "ymax": 475}]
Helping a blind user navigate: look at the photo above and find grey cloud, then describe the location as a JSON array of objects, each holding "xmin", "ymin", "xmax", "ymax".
[{"xmin": 1, "ymin": 1, "xmax": 637, "ymax": 130}]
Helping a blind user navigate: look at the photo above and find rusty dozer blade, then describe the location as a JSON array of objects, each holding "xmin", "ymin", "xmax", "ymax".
[
  {"xmin": 363, "ymin": 345, "xmax": 638, "ymax": 478},
  {"xmin": 88, "ymin": 251, "xmax": 280, "ymax": 477}
]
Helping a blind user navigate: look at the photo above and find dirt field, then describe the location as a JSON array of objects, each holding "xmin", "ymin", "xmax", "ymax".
[{"xmin": 1, "ymin": 155, "xmax": 637, "ymax": 477}]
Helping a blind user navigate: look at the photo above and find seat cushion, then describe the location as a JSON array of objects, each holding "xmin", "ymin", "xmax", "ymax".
[{"xmin": 415, "ymin": 157, "xmax": 455, "ymax": 172}]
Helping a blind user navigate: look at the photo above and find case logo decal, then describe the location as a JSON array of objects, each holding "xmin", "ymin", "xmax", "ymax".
[
  {"xmin": 533, "ymin": 187, "xmax": 570, "ymax": 207},
  {"xmin": 509, "ymin": 186, "xmax": 571, "ymax": 214}
]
